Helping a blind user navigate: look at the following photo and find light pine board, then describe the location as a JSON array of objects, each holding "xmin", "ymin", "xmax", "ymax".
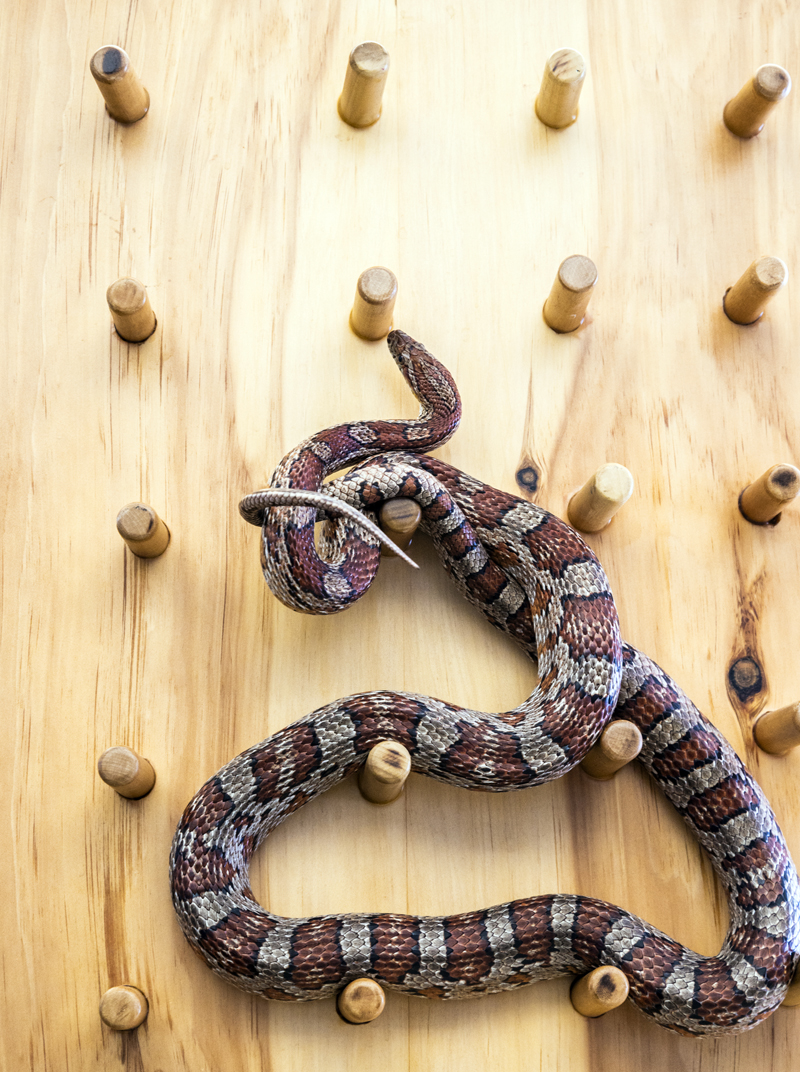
[{"xmin": 2, "ymin": 1, "xmax": 800, "ymax": 1069}]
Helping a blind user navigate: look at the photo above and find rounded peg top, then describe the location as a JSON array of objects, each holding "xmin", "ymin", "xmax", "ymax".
[
  {"xmin": 758, "ymin": 463, "xmax": 800, "ymax": 502},
  {"xmin": 359, "ymin": 740, "xmax": 411, "ymax": 804},
  {"xmin": 543, "ymin": 255, "xmax": 597, "ymax": 333},
  {"xmin": 90, "ymin": 46, "xmax": 131, "ymax": 83},
  {"xmin": 535, "ymin": 48, "xmax": 587, "ymax": 129},
  {"xmin": 337, "ymin": 978, "xmax": 386, "ymax": 1023},
  {"xmin": 107, "ymin": 277, "xmax": 147, "ymax": 316},
  {"xmin": 90, "ymin": 46, "xmax": 150, "ymax": 123},
  {"xmin": 98, "ymin": 747, "xmax": 156, "ymax": 799},
  {"xmin": 568, "ymin": 463, "xmax": 634, "ymax": 533},
  {"xmin": 379, "ymin": 498, "xmax": 421, "ymax": 534},
  {"xmin": 356, "ymin": 266, "xmax": 397, "ymax": 305},
  {"xmin": 379, "ymin": 499, "xmax": 422, "ymax": 557},
  {"xmin": 570, "ymin": 966, "xmax": 629, "ymax": 1017},
  {"xmin": 724, "ymin": 256, "xmax": 788, "ymax": 325},
  {"xmin": 581, "ymin": 720, "xmax": 643, "ymax": 779},
  {"xmin": 349, "ymin": 41, "xmax": 389, "ymax": 81},
  {"xmin": 753, "ymin": 64, "xmax": 793, "ymax": 102},
  {"xmin": 338, "ymin": 42, "xmax": 390, "ymax": 128},
  {"xmin": 350, "ymin": 267, "xmax": 398, "ymax": 340},
  {"xmin": 116, "ymin": 502, "xmax": 171, "ymax": 558},
  {"xmin": 724, "ymin": 64, "xmax": 791, "ymax": 138},
  {"xmin": 99, "ymin": 985, "xmax": 149, "ymax": 1030},
  {"xmin": 600, "ymin": 720, "xmax": 642, "ymax": 760},
  {"xmin": 107, "ymin": 278, "xmax": 157, "ymax": 342},
  {"xmin": 741, "ymin": 255, "xmax": 787, "ymax": 294},
  {"xmin": 117, "ymin": 503, "xmax": 159, "ymax": 540},
  {"xmin": 751, "ymin": 255, "xmax": 788, "ymax": 288},
  {"xmin": 740, "ymin": 463, "xmax": 800, "ymax": 523},
  {"xmin": 558, "ymin": 255, "xmax": 597, "ymax": 292}
]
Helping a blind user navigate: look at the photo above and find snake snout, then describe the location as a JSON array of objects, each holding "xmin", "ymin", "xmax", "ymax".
[
  {"xmin": 387, "ymin": 327, "xmax": 411, "ymax": 350},
  {"xmin": 387, "ymin": 328, "xmax": 420, "ymax": 368}
]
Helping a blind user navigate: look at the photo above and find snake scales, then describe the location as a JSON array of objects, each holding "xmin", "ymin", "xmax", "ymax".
[{"xmin": 170, "ymin": 330, "xmax": 800, "ymax": 1035}]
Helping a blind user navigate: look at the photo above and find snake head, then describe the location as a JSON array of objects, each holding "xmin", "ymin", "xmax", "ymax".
[
  {"xmin": 387, "ymin": 329, "xmax": 442, "ymax": 385},
  {"xmin": 387, "ymin": 329, "xmax": 462, "ymax": 443}
]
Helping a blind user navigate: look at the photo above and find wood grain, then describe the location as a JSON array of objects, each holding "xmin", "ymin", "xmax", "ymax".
[{"xmin": 2, "ymin": 1, "xmax": 799, "ymax": 1070}]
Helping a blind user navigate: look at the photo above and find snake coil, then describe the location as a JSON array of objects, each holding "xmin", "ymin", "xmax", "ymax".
[{"xmin": 171, "ymin": 331, "xmax": 799, "ymax": 1035}]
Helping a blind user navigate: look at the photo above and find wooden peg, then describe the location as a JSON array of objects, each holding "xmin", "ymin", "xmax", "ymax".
[
  {"xmin": 99, "ymin": 985, "xmax": 149, "ymax": 1030},
  {"xmin": 754, "ymin": 703, "xmax": 800, "ymax": 756},
  {"xmin": 543, "ymin": 255, "xmax": 597, "ymax": 333},
  {"xmin": 580, "ymin": 721, "xmax": 643, "ymax": 779},
  {"xmin": 535, "ymin": 48, "xmax": 587, "ymax": 129},
  {"xmin": 337, "ymin": 978, "xmax": 386, "ymax": 1023},
  {"xmin": 358, "ymin": 741, "xmax": 411, "ymax": 804},
  {"xmin": 739, "ymin": 464, "xmax": 800, "ymax": 523},
  {"xmin": 723, "ymin": 256, "xmax": 788, "ymax": 325},
  {"xmin": 570, "ymin": 966, "xmax": 629, "ymax": 1018},
  {"xmin": 98, "ymin": 747, "xmax": 156, "ymax": 799},
  {"xmin": 723, "ymin": 64, "xmax": 791, "ymax": 139},
  {"xmin": 350, "ymin": 267, "xmax": 397, "ymax": 340},
  {"xmin": 107, "ymin": 278, "xmax": 157, "ymax": 342},
  {"xmin": 90, "ymin": 46, "xmax": 150, "ymax": 124},
  {"xmin": 378, "ymin": 499, "xmax": 422, "ymax": 558},
  {"xmin": 783, "ymin": 966, "xmax": 800, "ymax": 1007},
  {"xmin": 116, "ymin": 502, "xmax": 171, "ymax": 558},
  {"xmin": 568, "ymin": 464, "xmax": 634, "ymax": 533},
  {"xmin": 338, "ymin": 42, "xmax": 390, "ymax": 128}
]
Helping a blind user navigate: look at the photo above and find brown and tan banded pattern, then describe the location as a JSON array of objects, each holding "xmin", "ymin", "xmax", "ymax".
[{"xmin": 171, "ymin": 333, "xmax": 800, "ymax": 1036}]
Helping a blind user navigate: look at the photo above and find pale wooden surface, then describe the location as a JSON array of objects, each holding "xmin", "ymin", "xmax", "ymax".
[{"xmin": 2, "ymin": 1, "xmax": 800, "ymax": 1070}]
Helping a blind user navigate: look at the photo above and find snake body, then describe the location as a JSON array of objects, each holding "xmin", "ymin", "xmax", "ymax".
[{"xmin": 171, "ymin": 331, "xmax": 799, "ymax": 1035}]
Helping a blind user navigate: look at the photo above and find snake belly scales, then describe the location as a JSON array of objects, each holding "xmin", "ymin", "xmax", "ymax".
[{"xmin": 170, "ymin": 330, "xmax": 800, "ymax": 1036}]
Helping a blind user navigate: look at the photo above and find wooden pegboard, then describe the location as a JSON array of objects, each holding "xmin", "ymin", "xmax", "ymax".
[{"xmin": 2, "ymin": 1, "xmax": 799, "ymax": 1068}]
